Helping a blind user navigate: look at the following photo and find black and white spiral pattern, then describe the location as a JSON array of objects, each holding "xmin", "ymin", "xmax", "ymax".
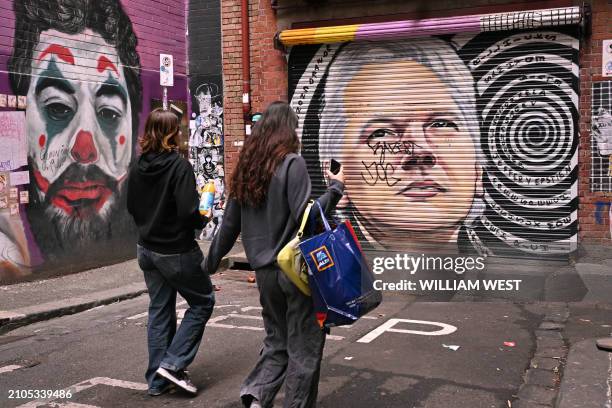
[{"xmin": 459, "ymin": 28, "xmax": 579, "ymax": 256}]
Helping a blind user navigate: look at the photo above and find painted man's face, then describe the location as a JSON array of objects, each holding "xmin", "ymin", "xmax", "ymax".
[
  {"xmin": 341, "ymin": 59, "xmax": 480, "ymax": 243},
  {"xmin": 26, "ymin": 29, "xmax": 132, "ymax": 220}
]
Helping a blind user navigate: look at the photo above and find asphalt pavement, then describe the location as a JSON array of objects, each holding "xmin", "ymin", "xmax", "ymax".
[{"xmin": 0, "ymin": 242, "xmax": 611, "ymax": 407}]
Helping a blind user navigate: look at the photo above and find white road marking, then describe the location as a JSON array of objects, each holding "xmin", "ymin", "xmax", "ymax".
[
  {"xmin": 208, "ymin": 314, "xmax": 264, "ymax": 331},
  {"xmin": 17, "ymin": 377, "xmax": 147, "ymax": 408},
  {"xmin": 0, "ymin": 364, "xmax": 23, "ymax": 374},
  {"xmin": 241, "ymin": 306, "xmax": 263, "ymax": 312},
  {"xmin": 126, "ymin": 312, "xmax": 148, "ymax": 320},
  {"xmin": 356, "ymin": 319, "xmax": 457, "ymax": 344},
  {"xmin": 327, "ymin": 335, "xmax": 345, "ymax": 341}
]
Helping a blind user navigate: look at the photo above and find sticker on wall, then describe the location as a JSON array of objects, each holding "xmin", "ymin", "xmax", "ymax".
[
  {"xmin": 8, "ymin": 187, "xmax": 18, "ymax": 201},
  {"xmin": 19, "ymin": 190, "xmax": 29, "ymax": 204},
  {"xmin": 9, "ymin": 202, "xmax": 19, "ymax": 216},
  {"xmin": 7, "ymin": 95, "xmax": 16, "ymax": 108},
  {"xmin": 17, "ymin": 95, "xmax": 26, "ymax": 109},
  {"xmin": 591, "ymin": 81, "xmax": 612, "ymax": 191},
  {"xmin": 0, "ymin": 172, "xmax": 7, "ymax": 194},
  {"xmin": 603, "ymin": 40, "xmax": 612, "ymax": 78},
  {"xmin": 160, "ymin": 54, "xmax": 174, "ymax": 87},
  {"xmin": 0, "ymin": 94, "xmax": 6, "ymax": 108},
  {"xmin": 9, "ymin": 171, "xmax": 30, "ymax": 186}
]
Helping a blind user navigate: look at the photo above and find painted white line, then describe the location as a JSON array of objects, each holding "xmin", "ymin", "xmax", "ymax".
[
  {"xmin": 126, "ymin": 312, "xmax": 148, "ymax": 320},
  {"xmin": 47, "ymin": 403, "xmax": 99, "ymax": 407},
  {"xmin": 362, "ymin": 316, "xmax": 377, "ymax": 320},
  {"xmin": 215, "ymin": 304, "xmax": 241, "ymax": 309},
  {"xmin": 228, "ymin": 313, "xmax": 263, "ymax": 320},
  {"xmin": 208, "ymin": 314, "xmax": 264, "ymax": 331},
  {"xmin": 241, "ymin": 306, "xmax": 263, "ymax": 312},
  {"xmin": 0, "ymin": 364, "xmax": 23, "ymax": 374},
  {"xmin": 356, "ymin": 319, "xmax": 457, "ymax": 344},
  {"xmin": 327, "ymin": 335, "xmax": 345, "ymax": 341},
  {"xmin": 17, "ymin": 377, "xmax": 147, "ymax": 408}
]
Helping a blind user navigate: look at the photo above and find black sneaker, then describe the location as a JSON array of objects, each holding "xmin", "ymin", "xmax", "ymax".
[
  {"xmin": 147, "ymin": 382, "xmax": 174, "ymax": 396},
  {"xmin": 156, "ymin": 367, "xmax": 198, "ymax": 394}
]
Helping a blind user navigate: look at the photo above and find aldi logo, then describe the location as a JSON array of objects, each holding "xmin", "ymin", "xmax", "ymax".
[{"xmin": 309, "ymin": 246, "xmax": 334, "ymax": 272}]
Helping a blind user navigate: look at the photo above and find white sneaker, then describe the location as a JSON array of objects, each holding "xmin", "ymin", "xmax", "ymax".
[{"xmin": 156, "ymin": 367, "xmax": 197, "ymax": 394}]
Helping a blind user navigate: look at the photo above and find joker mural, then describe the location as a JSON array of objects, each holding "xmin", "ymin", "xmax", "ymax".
[{"xmin": 0, "ymin": 0, "xmax": 142, "ymax": 279}]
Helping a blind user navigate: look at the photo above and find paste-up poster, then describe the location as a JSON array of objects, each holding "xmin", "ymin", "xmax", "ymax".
[
  {"xmin": 0, "ymin": 111, "xmax": 27, "ymax": 171},
  {"xmin": 591, "ymin": 81, "xmax": 612, "ymax": 191}
]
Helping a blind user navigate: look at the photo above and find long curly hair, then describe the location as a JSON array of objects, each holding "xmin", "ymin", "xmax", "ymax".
[
  {"xmin": 230, "ymin": 101, "xmax": 300, "ymax": 208},
  {"xmin": 8, "ymin": 0, "xmax": 142, "ymax": 140}
]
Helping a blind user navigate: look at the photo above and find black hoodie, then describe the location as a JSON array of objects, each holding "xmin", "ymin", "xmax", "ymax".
[{"xmin": 127, "ymin": 150, "xmax": 204, "ymax": 254}]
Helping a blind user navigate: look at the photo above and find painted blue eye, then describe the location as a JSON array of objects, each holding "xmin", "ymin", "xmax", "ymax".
[
  {"xmin": 46, "ymin": 103, "xmax": 74, "ymax": 122},
  {"xmin": 98, "ymin": 108, "xmax": 121, "ymax": 122},
  {"xmin": 369, "ymin": 128, "xmax": 396, "ymax": 138},
  {"xmin": 427, "ymin": 119, "xmax": 458, "ymax": 130}
]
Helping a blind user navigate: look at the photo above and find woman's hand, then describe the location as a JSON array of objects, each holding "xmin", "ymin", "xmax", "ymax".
[{"xmin": 326, "ymin": 166, "xmax": 345, "ymax": 185}]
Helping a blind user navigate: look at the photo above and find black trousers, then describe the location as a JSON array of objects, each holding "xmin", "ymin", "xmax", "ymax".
[{"xmin": 241, "ymin": 265, "xmax": 326, "ymax": 408}]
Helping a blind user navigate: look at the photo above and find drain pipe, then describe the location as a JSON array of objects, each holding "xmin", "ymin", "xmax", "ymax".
[{"xmin": 241, "ymin": 0, "xmax": 251, "ymax": 127}]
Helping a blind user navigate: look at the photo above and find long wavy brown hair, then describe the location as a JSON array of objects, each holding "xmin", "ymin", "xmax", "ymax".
[
  {"xmin": 139, "ymin": 108, "xmax": 180, "ymax": 153},
  {"xmin": 230, "ymin": 101, "xmax": 300, "ymax": 207}
]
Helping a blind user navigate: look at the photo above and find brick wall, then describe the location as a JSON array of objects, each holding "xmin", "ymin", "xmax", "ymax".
[
  {"xmin": 578, "ymin": 0, "xmax": 612, "ymax": 243},
  {"xmin": 221, "ymin": 0, "xmax": 288, "ymax": 185}
]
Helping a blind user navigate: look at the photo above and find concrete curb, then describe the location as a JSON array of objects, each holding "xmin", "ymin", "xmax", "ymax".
[{"xmin": 0, "ymin": 282, "xmax": 148, "ymax": 335}]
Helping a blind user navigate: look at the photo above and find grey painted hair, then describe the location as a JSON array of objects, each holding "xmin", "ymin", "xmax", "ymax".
[
  {"xmin": 317, "ymin": 37, "xmax": 484, "ymax": 226},
  {"xmin": 319, "ymin": 37, "xmax": 481, "ymax": 164}
]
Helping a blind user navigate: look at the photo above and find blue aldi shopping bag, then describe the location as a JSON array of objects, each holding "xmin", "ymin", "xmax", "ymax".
[{"xmin": 299, "ymin": 201, "xmax": 382, "ymax": 328}]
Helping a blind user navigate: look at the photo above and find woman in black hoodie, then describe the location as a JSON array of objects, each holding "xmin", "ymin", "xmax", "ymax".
[
  {"xmin": 205, "ymin": 101, "xmax": 345, "ymax": 408},
  {"xmin": 127, "ymin": 108, "xmax": 214, "ymax": 397}
]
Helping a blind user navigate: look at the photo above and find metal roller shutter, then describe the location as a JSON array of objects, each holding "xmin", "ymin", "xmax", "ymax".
[{"xmin": 287, "ymin": 9, "xmax": 581, "ymax": 259}]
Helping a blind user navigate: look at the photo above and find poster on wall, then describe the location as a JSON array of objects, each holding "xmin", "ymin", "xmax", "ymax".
[
  {"xmin": 188, "ymin": 78, "xmax": 225, "ymax": 241},
  {"xmin": 603, "ymin": 40, "xmax": 612, "ymax": 77},
  {"xmin": 591, "ymin": 81, "xmax": 612, "ymax": 192},
  {"xmin": 0, "ymin": 111, "xmax": 27, "ymax": 171}
]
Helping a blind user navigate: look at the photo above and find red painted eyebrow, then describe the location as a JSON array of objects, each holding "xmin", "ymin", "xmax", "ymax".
[
  {"xmin": 97, "ymin": 55, "xmax": 119, "ymax": 76},
  {"xmin": 38, "ymin": 44, "xmax": 75, "ymax": 65}
]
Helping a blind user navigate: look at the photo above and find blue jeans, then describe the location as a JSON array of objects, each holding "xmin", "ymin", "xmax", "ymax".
[{"xmin": 137, "ymin": 245, "xmax": 215, "ymax": 390}]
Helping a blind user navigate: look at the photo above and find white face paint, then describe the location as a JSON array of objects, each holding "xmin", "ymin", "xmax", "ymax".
[
  {"xmin": 26, "ymin": 29, "xmax": 132, "ymax": 218},
  {"xmin": 593, "ymin": 108, "xmax": 612, "ymax": 156}
]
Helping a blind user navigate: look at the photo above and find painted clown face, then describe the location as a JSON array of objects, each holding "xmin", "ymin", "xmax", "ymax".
[{"xmin": 26, "ymin": 29, "xmax": 132, "ymax": 220}]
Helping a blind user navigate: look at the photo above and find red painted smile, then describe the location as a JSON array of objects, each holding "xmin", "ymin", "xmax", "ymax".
[
  {"xmin": 398, "ymin": 180, "xmax": 447, "ymax": 200},
  {"xmin": 52, "ymin": 180, "xmax": 112, "ymax": 217}
]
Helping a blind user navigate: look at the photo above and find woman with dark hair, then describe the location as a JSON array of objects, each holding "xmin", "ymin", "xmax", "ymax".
[
  {"xmin": 127, "ymin": 108, "xmax": 215, "ymax": 397},
  {"xmin": 205, "ymin": 101, "xmax": 345, "ymax": 408}
]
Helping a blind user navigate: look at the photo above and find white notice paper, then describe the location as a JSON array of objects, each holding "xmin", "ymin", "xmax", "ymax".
[
  {"xmin": 9, "ymin": 171, "xmax": 30, "ymax": 186},
  {"xmin": 0, "ymin": 111, "xmax": 27, "ymax": 171}
]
